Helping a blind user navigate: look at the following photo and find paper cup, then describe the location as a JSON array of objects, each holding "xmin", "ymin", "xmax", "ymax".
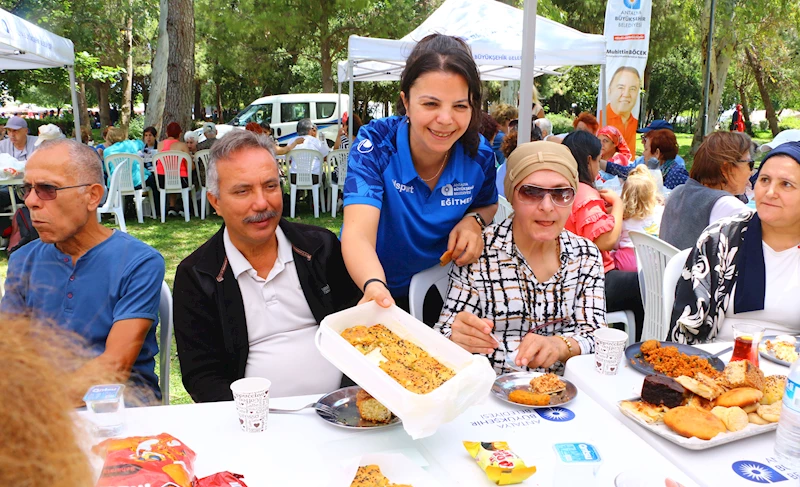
[
  {"xmin": 230, "ymin": 377, "xmax": 271, "ymax": 433},
  {"xmin": 594, "ymin": 327, "xmax": 628, "ymax": 375}
]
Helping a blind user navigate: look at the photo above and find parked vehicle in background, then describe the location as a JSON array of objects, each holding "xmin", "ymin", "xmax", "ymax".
[{"xmin": 200, "ymin": 93, "xmax": 350, "ymax": 146}]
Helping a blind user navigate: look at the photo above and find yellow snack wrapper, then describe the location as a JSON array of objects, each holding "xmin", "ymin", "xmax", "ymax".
[{"xmin": 463, "ymin": 441, "xmax": 537, "ymax": 485}]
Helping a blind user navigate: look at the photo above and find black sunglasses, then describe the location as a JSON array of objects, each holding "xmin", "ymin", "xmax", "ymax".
[
  {"xmin": 737, "ymin": 159, "xmax": 755, "ymax": 171},
  {"xmin": 18, "ymin": 183, "xmax": 92, "ymax": 201},
  {"xmin": 516, "ymin": 184, "xmax": 576, "ymax": 207}
]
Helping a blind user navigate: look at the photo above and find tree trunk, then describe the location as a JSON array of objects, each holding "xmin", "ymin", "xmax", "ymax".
[
  {"xmin": 641, "ymin": 63, "xmax": 652, "ymax": 125},
  {"xmin": 691, "ymin": 0, "xmax": 736, "ymax": 154},
  {"xmin": 145, "ymin": 0, "xmax": 169, "ymax": 138},
  {"xmin": 77, "ymin": 78, "xmax": 91, "ymax": 132},
  {"xmin": 120, "ymin": 7, "xmax": 134, "ymax": 132},
  {"xmin": 500, "ymin": 81, "xmax": 519, "ymax": 105},
  {"xmin": 194, "ymin": 78, "xmax": 202, "ymax": 121},
  {"xmin": 215, "ymin": 80, "xmax": 223, "ymax": 124},
  {"xmin": 736, "ymin": 81, "xmax": 750, "ymax": 123},
  {"xmin": 163, "ymin": 0, "xmax": 194, "ymax": 136},
  {"xmin": 95, "ymin": 81, "xmax": 112, "ymax": 128},
  {"xmin": 319, "ymin": 8, "xmax": 333, "ymax": 92},
  {"xmin": 745, "ymin": 45, "xmax": 779, "ymax": 136}
]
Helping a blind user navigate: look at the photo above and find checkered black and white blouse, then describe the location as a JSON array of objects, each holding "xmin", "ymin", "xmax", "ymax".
[{"xmin": 434, "ymin": 218, "xmax": 607, "ymax": 375}]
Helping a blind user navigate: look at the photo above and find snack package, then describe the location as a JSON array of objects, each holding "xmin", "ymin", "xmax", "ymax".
[
  {"xmin": 93, "ymin": 433, "xmax": 196, "ymax": 487},
  {"xmin": 196, "ymin": 471, "xmax": 249, "ymax": 487},
  {"xmin": 463, "ymin": 441, "xmax": 537, "ymax": 485}
]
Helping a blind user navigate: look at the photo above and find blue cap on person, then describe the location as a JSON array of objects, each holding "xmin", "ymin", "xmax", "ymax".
[
  {"xmin": 6, "ymin": 116, "xmax": 28, "ymax": 130},
  {"xmin": 637, "ymin": 119, "xmax": 673, "ymax": 133}
]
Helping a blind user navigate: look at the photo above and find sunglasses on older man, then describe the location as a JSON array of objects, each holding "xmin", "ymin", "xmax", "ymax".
[
  {"xmin": 17, "ymin": 182, "xmax": 93, "ymax": 201},
  {"xmin": 516, "ymin": 184, "xmax": 576, "ymax": 207}
]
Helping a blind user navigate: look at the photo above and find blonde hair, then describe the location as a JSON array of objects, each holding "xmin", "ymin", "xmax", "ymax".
[
  {"xmin": 106, "ymin": 126, "xmax": 127, "ymax": 144},
  {"xmin": 0, "ymin": 317, "xmax": 150, "ymax": 485},
  {"xmin": 622, "ymin": 165, "xmax": 658, "ymax": 220}
]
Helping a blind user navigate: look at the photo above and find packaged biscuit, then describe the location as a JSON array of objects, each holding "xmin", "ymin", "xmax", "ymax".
[
  {"xmin": 93, "ymin": 433, "xmax": 196, "ymax": 487},
  {"xmin": 463, "ymin": 441, "xmax": 537, "ymax": 485}
]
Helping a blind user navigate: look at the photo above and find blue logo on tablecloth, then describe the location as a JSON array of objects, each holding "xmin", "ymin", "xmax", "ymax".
[
  {"xmin": 535, "ymin": 407, "xmax": 575, "ymax": 422},
  {"xmin": 732, "ymin": 461, "xmax": 788, "ymax": 483}
]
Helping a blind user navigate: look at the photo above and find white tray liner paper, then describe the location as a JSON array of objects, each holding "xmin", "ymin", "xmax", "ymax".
[{"xmin": 316, "ymin": 302, "xmax": 497, "ymax": 439}]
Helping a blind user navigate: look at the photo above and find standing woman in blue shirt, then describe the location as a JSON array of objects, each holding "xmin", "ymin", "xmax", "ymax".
[{"xmin": 342, "ymin": 34, "xmax": 498, "ymax": 317}]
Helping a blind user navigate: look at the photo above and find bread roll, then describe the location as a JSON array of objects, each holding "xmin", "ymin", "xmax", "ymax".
[
  {"xmin": 715, "ymin": 387, "xmax": 763, "ymax": 408},
  {"xmin": 761, "ymin": 375, "xmax": 787, "ymax": 405},
  {"xmin": 748, "ymin": 412, "xmax": 770, "ymax": 425},
  {"xmin": 757, "ymin": 402, "xmax": 782, "ymax": 423},
  {"xmin": 664, "ymin": 406, "xmax": 727, "ymax": 440}
]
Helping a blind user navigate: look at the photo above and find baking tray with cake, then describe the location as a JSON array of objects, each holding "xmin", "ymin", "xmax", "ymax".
[
  {"xmin": 625, "ymin": 340, "xmax": 725, "ymax": 378},
  {"xmin": 315, "ymin": 386, "xmax": 402, "ymax": 429},
  {"xmin": 491, "ymin": 372, "xmax": 578, "ymax": 408},
  {"xmin": 758, "ymin": 335, "xmax": 799, "ymax": 367},
  {"xmin": 617, "ymin": 361, "xmax": 785, "ymax": 450}
]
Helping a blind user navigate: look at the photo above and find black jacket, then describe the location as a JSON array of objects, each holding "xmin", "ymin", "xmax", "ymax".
[{"xmin": 173, "ymin": 219, "xmax": 361, "ymax": 403}]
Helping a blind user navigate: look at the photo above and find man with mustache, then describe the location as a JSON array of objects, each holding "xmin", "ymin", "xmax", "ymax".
[
  {"xmin": 173, "ymin": 130, "xmax": 360, "ymax": 402},
  {"xmin": 602, "ymin": 66, "xmax": 641, "ymax": 152}
]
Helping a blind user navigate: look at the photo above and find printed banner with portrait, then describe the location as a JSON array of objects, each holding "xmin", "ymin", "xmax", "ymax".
[{"xmin": 598, "ymin": 0, "xmax": 652, "ymax": 153}]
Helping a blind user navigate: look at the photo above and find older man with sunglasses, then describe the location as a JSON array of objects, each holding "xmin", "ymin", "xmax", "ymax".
[
  {"xmin": 435, "ymin": 141, "xmax": 606, "ymax": 376},
  {"xmin": 0, "ymin": 139, "xmax": 165, "ymax": 404}
]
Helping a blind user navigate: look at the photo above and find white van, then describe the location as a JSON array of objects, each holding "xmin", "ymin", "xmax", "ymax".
[{"xmin": 208, "ymin": 93, "xmax": 349, "ymax": 146}]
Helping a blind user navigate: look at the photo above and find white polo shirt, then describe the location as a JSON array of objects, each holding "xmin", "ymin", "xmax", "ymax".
[{"xmin": 223, "ymin": 227, "xmax": 342, "ymax": 398}]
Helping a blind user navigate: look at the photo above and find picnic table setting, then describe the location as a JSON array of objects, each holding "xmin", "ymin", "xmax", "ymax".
[{"xmin": 78, "ymin": 301, "xmax": 799, "ymax": 487}]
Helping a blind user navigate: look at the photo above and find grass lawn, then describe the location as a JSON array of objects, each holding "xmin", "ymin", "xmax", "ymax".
[{"xmin": 0, "ymin": 200, "xmax": 343, "ymax": 405}]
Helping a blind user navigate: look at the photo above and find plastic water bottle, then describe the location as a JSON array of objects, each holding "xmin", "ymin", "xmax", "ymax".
[{"xmin": 775, "ymin": 358, "xmax": 800, "ymax": 468}]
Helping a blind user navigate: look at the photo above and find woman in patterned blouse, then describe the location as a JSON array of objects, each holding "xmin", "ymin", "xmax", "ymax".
[{"xmin": 435, "ymin": 141, "xmax": 606, "ymax": 375}]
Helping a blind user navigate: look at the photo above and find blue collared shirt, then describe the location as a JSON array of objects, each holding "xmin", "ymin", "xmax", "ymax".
[
  {"xmin": 344, "ymin": 116, "xmax": 498, "ymax": 296},
  {"xmin": 1, "ymin": 231, "xmax": 165, "ymax": 397}
]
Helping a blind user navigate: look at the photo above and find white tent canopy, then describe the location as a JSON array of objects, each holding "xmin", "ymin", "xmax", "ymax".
[
  {"xmin": 337, "ymin": 0, "xmax": 606, "ymax": 83},
  {"xmin": 0, "ymin": 8, "xmax": 80, "ymax": 138}
]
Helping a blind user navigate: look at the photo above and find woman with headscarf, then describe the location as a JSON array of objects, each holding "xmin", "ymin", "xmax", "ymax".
[
  {"xmin": 600, "ymin": 128, "xmax": 688, "ymax": 189},
  {"xmin": 669, "ymin": 142, "xmax": 800, "ymax": 342},
  {"xmin": 435, "ymin": 141, "xmax": 605, "ymax": 376},
  {"xmin": 597, "ymin": 126, "xmax": 632, "ymax": 167}
]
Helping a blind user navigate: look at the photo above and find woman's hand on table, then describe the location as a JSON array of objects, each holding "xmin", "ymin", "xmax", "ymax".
[
  {"xmin": 450, "ymin": 311, "xmax": 496, "ymax": 354},
  {"xmin": 447, "ymin": 216, "xmax": 485, "ymax": 266},
  {"xmin": 516, "ymin": 334, "xmax": 569, "ymax": 369},
  {"xmin": 358, "ymin": 280, "xmax": 394, "ymax": 308}
]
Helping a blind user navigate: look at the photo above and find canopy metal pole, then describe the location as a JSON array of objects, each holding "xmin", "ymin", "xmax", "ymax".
[
  {"xmin": 701, "ymin": 0, "xmax": 717, "ymax": 135},
  {"xmin": 337, "ymin": 69, "xmax": 342, "ymax": 134},
  {"xmin": 517, "ymin": 0, "xmax": 538, "ymax": 146},
  {"xmin": 348, "ymin": 60, "xmax": 354, "ymax": 142},
  {"xmin": 599, "ymin": 65, "xmax": 607, "ymax": 127},
  {"xmin": 68, "ymin": 65, "xmax": 81, "ymax": 142}
]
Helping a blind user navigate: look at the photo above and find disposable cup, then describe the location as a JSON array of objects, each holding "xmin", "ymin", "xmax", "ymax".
[
  {"xmin": 594, "ymin": 327, "xmax": 628, "ymax": 375},
  {"xmin": 230, "ymin": 377, "xmax": 271, "ymax": 433}
]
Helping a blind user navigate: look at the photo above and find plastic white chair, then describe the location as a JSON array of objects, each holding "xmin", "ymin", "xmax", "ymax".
[
  {"xmin": 663, "ymin": 248, "xmax": 692, "ymax": 339},
  {"xmin": 629, "ymin": 231, "xmax": 680, "ymax": 341},
  {"xmin": 287, "ymin": 149, "xmax": 323, "ymax": 218},
  {"xmin": 105, "ymin": 153, "xmax": 156, "ymax": 224},
  {"xmin": 328, "ymin": 149, "xmax": 348, "ymax": 217},
  {"xmin": 97, "ymin": 159, "xmax": 127, "ymax": 232},
  {"xmin": 153, "ymin": 151, "xmax": 193, "ymax": 223},
  {"xmin": 408, "ymin": 262, "xmax": 453, "ymax": 322},
  {"xmin": 493, "ymin": 195, "xmax": 514, "ymax": 224},
  {"xmin": 158, "ymin": 281, "xmax": 173, "ymax": 405},
  {"xmin": 193, "ymin": 149, "xmax": 211, "ymax": 219}
]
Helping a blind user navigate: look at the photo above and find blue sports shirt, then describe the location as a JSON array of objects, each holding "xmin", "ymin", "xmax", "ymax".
[
  {"xmin": 1, "ymin": 231, "xmax": 165, "ymax": 398},
  {"xmin": 343, "ymin": 116, "xmax": 498, "ymax": 296}
]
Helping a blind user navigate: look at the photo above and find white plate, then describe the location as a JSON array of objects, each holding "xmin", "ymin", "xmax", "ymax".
[{"xmin": 617, "ymin": 397, "xmax": 778, "ymax": 450}]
